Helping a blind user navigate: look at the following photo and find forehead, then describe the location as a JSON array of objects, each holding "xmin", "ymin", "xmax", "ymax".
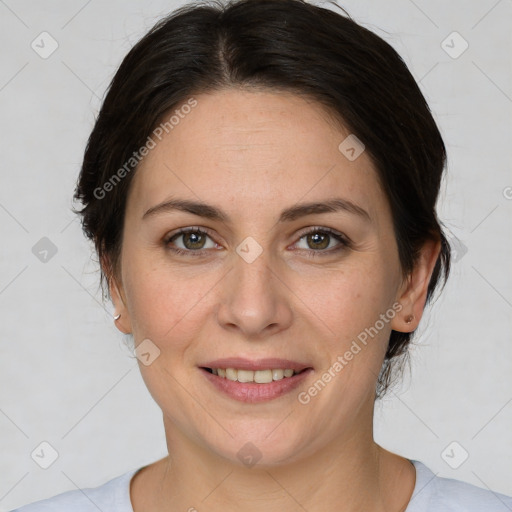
[{"xmin": 128, "ymin": 89, "xmax": 385, "ymax": 223}]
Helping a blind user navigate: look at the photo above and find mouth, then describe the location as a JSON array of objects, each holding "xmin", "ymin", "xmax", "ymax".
[
  {"xmin": 201, "ymin": 367, "xmax": 308, "ymax": 383},
  {"xmin": 199, "ymin": 358, "xmax": 313, "ymax": 403}
]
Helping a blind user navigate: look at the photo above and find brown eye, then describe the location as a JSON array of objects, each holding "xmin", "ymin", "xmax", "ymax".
[
  {"xmin": 181, "ymin": 231, "xmax": 207, "ymax": 250},
  {"xmin": 306, "ymin": 232, "xmax": 330, "ymax": 250},
  {"xmin": 294, "ymin": 227, "xmax": 349, "ymax": 256},
  {"xmin": 166, "ymin": 228, "xmax": 217, "ymax": 255}
]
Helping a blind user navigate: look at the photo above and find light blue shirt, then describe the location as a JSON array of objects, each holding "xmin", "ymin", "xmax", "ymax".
[{"xmin": 10, "ymin": 460, "xmax": 512, "ymax": 511}]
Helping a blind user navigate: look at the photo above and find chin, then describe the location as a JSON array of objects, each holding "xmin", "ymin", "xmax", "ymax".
[{"xmin": 201, "ymin": 422, "xmax": 313, "ymax": 469}]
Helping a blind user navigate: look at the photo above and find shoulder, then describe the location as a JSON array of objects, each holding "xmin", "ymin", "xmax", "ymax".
[
  {"xmin": 408, "ymin": 460, "xmax": 512, "ymax": 512},
  {"xmin": 9, "ymin": 468, "xmax": 140, "ymax": 512}
]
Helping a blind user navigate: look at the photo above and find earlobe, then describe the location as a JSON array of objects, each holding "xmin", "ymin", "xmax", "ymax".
[
  {"xmin": 391, "ymin": 238, "xmax": 441, "ymax": 333},
  {"xmin": 391, "ymin": 301, "xmax": 417, "ymax": 333},
  {"xmin": 110, "ymin": 277, "xmax": 132, "ymax": 334},
  {"xmin": 102, "ymin": 255, "xmax": 132, "ymax": 335}
]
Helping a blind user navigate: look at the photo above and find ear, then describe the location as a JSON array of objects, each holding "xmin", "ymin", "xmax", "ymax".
[
  {"xmin": 101, "ymin": 255, "xmax": 132, "ymax": 335},
  {"xmin": 391, "ymin": 238, "xmax": 441, "ymax": 333}
]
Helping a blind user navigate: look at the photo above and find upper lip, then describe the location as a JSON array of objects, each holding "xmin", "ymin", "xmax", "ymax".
[{"xmin": 201, "ymin": 357, "xmax": 312, "ymax": 372}]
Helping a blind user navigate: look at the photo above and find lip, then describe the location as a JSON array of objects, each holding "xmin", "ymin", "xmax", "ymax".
[
  {"xmin": 200, "ymin": 366, "xmax": 314, "ymax": 403},
  {"xmin": 200, "ymin": 357, "xmax": 312, "ymax": 372}
]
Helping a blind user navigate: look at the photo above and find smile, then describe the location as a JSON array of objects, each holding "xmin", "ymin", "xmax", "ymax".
[
  {"xmin": 204, "ymin": 367, "xmax": 303, "ymax": 383},
  {"xmin": 199, "ymin": 359, "xmax": 313, "ymax": 403}
]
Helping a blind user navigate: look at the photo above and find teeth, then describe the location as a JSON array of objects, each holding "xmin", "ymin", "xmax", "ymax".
[
  {"xmin": 237, "ymin": 369, "xmax": 254, "ymax": 383},
  {"xmin": 226, "ymin": 368, "xmax": 237, "ymax": 381},
  {"xmin": 272, "ymin": 369, "xmax": 284, "ymax": 380},
  {"xmin": 254, "ymin": 369, "xmax": 273, "ymax": 383},
  {"xmin": 211, "ymin": 368, "xmax": 298, "ymax": 383}
]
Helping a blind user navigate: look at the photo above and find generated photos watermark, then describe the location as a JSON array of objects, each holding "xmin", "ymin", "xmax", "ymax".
[
  {"xmin": 93, "ymin": 97, "xmax": 198, "ymax": 200},
  {"xmin": 297, "ymin": 301, "xmax": 403, "ymax": 404}
]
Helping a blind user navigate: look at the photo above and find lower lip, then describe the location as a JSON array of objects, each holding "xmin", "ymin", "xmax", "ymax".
[{"xmin": 200, "ymin": 368, "xmax": 313, "ymax": 403}]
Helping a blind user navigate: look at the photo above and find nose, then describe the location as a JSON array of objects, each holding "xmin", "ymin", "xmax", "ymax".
[{"xmin": 216, "ymin": 247, "xmax": 294, "ymax": 339}]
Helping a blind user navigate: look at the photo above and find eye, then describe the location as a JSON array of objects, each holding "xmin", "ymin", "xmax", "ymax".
[
  {"xmin": 165, "ymin": 227, "xmax": 219, "ymax": 256},
  {"xmin": 293, "ymin": 227, "xmax": 350, "ymax": 256},
  {"xmin": 164, "ymin": 226, "xmax": 350, "ymax": 258}
]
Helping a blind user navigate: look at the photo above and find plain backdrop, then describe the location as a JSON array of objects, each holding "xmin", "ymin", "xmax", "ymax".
[{"xmin": 0, "ymin": 0, "xmax": 511, "ymax": 509}]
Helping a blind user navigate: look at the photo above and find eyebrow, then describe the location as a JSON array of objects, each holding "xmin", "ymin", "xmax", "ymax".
[{"xmin": 142, "ymin": 197, "xmax": 371, "ymax": 223}]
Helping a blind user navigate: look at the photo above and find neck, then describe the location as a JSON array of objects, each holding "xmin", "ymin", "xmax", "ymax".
[{"xmin": 135, "ymin": 415, "xmax": 415, "ymax": 512}]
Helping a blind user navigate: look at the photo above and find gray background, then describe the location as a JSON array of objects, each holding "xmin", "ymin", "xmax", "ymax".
[{"xmin": 1, "ymin": 0, "xmax": 511, "ymax": 509}]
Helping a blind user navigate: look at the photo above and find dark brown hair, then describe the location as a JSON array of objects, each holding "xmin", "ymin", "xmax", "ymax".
[{"xmin": 73, "ymin": 0, "xmax": 451, "ymax": 397}]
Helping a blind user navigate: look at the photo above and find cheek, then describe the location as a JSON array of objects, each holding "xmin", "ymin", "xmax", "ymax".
[
  {"xmin": 121, "ymin": 250, "xmax": 220, "ymax": 344},
  {"xmin": 121, "ymin": 229, "xmax": 400, "ymax": 359},
  {"xmin": 301, "ymin": 259, "xmax": 400, "ymax": 396},
  {"xmin": 307, "ymin": 261, "xmax": 395, "ymax": 336}
]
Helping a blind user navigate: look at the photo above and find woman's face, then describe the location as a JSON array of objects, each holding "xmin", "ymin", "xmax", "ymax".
[{"xmin": 112, "ymin": 89, "xmax": 413, "ymax": 465}]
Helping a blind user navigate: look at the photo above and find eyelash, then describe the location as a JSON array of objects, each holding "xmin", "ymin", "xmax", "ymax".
[{"xmin": 164, "ymin": 226, "xmax": 351, "ymax": 259}]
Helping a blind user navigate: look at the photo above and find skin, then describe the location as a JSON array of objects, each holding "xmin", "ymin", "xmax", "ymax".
[{"xmin": 107, "ymin": 88, "xmax": 440, "ymax": 511}]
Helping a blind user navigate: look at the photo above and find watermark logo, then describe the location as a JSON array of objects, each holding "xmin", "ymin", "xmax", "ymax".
[
  {"xmin": 32, "ymin": 237, "xmax": 58, "ymax": 263},
  {"xmin": 134, "ymin": 338, "xmax": 161, "ymax": 366},
  {"xmin": 31, "ymin": 32, "xmax": 59, "ymax": 59},
  {"xmin": 441, "ymin": 31, "xmax": 469, "ymax": 59},
  {"xmin": 236, "ymin": 442, "xmax": 262, "ymax": 468},
  {"xmin": 338, "ymin": 134, "xmax": 365, "ymax": 161},
  {"xmin": 236, "ymin": 236, "xmax": 263, "ymax": 264},
  {"xmin": 31, "ymin": 441, "xmax": 59, "ymax": 469},
  {"xmin": 441, "ymin": 441, "xmax": 469, "ymax": 469}
]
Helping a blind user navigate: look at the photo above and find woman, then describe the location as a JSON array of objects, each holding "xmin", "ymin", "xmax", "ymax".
[{"xmin": 12, "ymin": 0, "xmax": 511, "ymax": 510}]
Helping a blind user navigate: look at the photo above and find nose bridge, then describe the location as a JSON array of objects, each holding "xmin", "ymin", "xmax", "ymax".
[
  {"xmin": 216, "ymin": 239, "xmax": 293, "ymax": 336},
  {"xmin": 235, "ymin": 244, "xmax": 273, "ymax": 294},
  {"xmin": 231, "ymin": 242, "xmax": 277, "ymax": 310}
]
